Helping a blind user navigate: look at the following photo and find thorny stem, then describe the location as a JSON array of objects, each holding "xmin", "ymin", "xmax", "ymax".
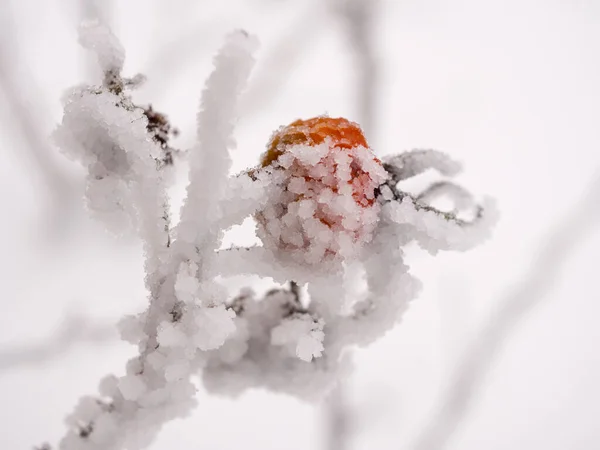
[{"xmin": 335, "ymin": 0, "xmax": 378, "ymax": 137}]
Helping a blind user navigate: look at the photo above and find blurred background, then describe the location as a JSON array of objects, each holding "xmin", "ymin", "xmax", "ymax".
[{"xmin": 1, "ymin": 0, "xmax": 600, "ymax": 449}]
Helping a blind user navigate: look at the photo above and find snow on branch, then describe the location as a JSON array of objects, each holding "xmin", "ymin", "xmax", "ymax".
[
  {"xmin": 50, "ymin": 23, "xmax": 258, "ymax": 450},
  {"xmin": 47, "ymin": 20, "xmax": 496, "ymax": 450},
  {"xmin": 78, "ymin": 20, "xmax": 124, "ymax": 74}
]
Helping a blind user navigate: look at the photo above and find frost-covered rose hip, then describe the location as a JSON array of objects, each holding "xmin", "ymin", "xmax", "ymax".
[{"xmin": 255, "ymin": 116, "xmax": 388, "ymax": 266}]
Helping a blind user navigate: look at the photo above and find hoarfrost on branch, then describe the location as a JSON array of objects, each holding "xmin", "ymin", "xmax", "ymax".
[{"xmin": 47, "ymin": 20, "xmax": 496, "ymax": 450}]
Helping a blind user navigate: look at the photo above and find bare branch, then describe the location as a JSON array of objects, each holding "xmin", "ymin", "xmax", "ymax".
[
  {"xmin": 416, "ymin": 181, "xmax": 476, "ymax": 212},
  {"xmin": 383, "ymin": 150, "xmax": 462, "ymax": 183},
  {"xmin": 325, "ymin": 383, "xmax": 352, "ymax": 450},
  {"xmin": 378, "ymin": 180, "xmax": 486, "ymax": 227}
]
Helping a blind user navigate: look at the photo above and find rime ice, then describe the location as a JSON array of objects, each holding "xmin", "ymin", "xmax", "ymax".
[{"xmin": 50, "ymin": 20, "xmax": 496, "ymax": 450}]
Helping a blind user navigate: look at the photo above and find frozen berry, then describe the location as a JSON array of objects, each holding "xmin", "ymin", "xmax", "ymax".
[{"xmin": 255, "ymin": 116, "xmax": 388, "ymax": 266}]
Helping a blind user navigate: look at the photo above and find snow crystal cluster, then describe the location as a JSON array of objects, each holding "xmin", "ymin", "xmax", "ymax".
[
  {"xmin": 48, "ymin": 20, "xmax": 496, "ymax": 450},
  {"xmin": 255, "ymin": 139, "xmax": 388, "ymax": 267}
]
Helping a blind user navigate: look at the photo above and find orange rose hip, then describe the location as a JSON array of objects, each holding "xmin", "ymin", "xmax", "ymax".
[{"xmin": 256, "ymin": 116, "xmax": 388, "ymax": 265}]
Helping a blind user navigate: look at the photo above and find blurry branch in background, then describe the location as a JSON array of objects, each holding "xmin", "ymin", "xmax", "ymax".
[
  {"xmin": 240, "ymin": 0, "xmax": 323, "ymax": 118},
  {"xmin": 0, "ymin": 313, "xmax": 115, "ymax": 371},
  {"xmin": 145, "ymin": 1, "xmax": 323, "ymax": 134},
  {"xmin": 331, "ymin": 0, "xmax": 379, "ymax": 136},
  {"xmin": 141, "ymin": 24, "xmax": 218, "ymax": 97},
  {"xmin": 411, "ymin": 174, "xmax": 600, "ymax": 450},
  {"xmin": 324, "ymin": 1, "xmax": 378, "ymax": 449},
  {"xmin": 325, "ymin": 384, "xmax": 353, "ymax": 450},
  {"xmin": 78, "ymin": 0, "xmax": 112, "ymax": 80},
  {"xmin": 143, "ymin": 0, "xmax": 321, "ymax": 112},
  {"xmin": 0, "ymin": 7, "xmax": 78, "ymax": 235},
  {"xmin": 78, "ymin": 0, "xmax": 112, "ymax": 26}
]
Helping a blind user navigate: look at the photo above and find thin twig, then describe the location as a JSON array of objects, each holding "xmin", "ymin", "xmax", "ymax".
[
  {"xmin": 240, "ymin": 0, "xmax": 324, "ymax": 117},
  {"xmin": 416, "ymin": 181, "xmax": 475, "ymax": 212},
  {"xmin": 378, "ymin": 180, "xmax": 485, "ymax": 227},
  {"xmin": 323, "ymin": 2, "xmax": 379, "ymax": 449},
  {"xmin": 0, "ymin": 315, "xmax": 115, "ymax": 371},
  {"xmin": 0, "ymin": 6, "xmax": 77, "ymax": 234}
]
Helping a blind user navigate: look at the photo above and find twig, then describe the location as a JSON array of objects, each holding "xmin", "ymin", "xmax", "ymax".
[
  {"xmin": 323, "ymin": 2, "xmax": 379, "ymax": 450},
  {"xmin": 0, "ymin": 314, "xmax": 115, "ymax": 371},
  {"xmin": 410, "ymin": 175, "xmax": 600, "ymax": 450},
  {"xmin": 0, "ymin": 67, "xmax": 71, "ymax": 201},
  {"xmin": 378, "ymin": 180, "xmax": 485, "ymax": 227},
  {"xmin": 416, "ymin": 181, "xmax": 475, "ymax": 212},
  {"xmin": 332, "ymin": 0, "xmax": 379, "ymax": 136},
  {"xmin": 325, "ymin": 383, "xmax": 352, "ymax": 450},
  {"xmin": 0, "ymin": 6, "xmax": 77, "ymax": 234},
  {"xmin": 240, "ymin": 0, "xmax": 324, "ymax": 117}
]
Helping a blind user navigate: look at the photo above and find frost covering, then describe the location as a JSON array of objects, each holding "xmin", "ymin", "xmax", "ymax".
[
  {"xmin": 49, "ymin": 20, "xmax": 496, "ymax": 450},
  {"xmin": 255, "ymin": 117, "xmax": 388, "ymax": 266}
]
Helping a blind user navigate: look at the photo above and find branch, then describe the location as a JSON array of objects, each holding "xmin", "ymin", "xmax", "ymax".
[
  {"xmin": 50, "ymin": 25, "xmax": 258, "ymax": 450},
  {"xmin": 410, "ymin": 174, "xmax": 600, "ymax": 450},
  {"xmin": 331, "ymin": 0, "xmax": 379, "ymax": 136},
  {"xmin": 0, "ymin": 8, "xmax": 75, "ymax": 212},
  {"xmin": 240, "ymin": 0, "xmax": 324, "ymax": 117},
  {"xmin": 0, "ymin": 314, "xmax": 115, "ymax": 371},
  {"xmin": 378, "ymin": 180, "xmax": 485, "ymax": 228},
  {"xmin": 383, "ymin": 149, "xmax": 462, "ymax": 183},
  {"xmin": 325, "ymin": 383, "xmax": 352, "ymax": 450},
  {"xmin": 416, "ymin": 181, "xmax": 476, "ymax": 212}
]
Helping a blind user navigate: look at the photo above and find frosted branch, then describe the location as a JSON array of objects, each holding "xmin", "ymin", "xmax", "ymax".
[
  {"xmin": 78, "ymin": 20, "xmax": 124, "ymax": 74},
  {"xmin": 217, "ymin": 168, "xmax": 285, "ymax": 229},
  {"xmin": 51, "ymin": 26, "xmax": 259, "ymax": 450},
  {"xmin": 383, "ymin": 149, "xmax": 462, "ymax": 182},
  {"xmin": 416, "ymin": 181, "xmax": 477, "ymax": 212},
  {"xmin": 49, "ymin": 17, "xmax": 496, "ymax": 449},
  {"xmin": 240, "ymin": 0, "xmax": 323, "ymax": 117}
]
